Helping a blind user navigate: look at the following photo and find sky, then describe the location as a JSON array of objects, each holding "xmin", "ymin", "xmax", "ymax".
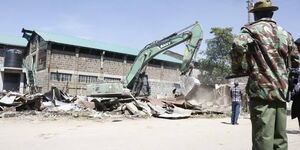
[{"xmin": 0, "ymin": 0, "xmax": 299, "ymax": 54}]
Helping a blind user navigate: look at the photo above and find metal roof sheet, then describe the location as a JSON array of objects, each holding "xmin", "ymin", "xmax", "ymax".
[
  {"xmin": 0, "ymin": 35, "xmax": 27, "ymax": 47},
  {"xmin": 32, "ymin": 30, "xmax": 181, "ymax": 63}
]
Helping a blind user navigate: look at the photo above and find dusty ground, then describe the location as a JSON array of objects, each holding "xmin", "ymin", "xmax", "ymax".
[{"xmin": 0, "ymin": 115, "xmax": 299, "ymax": 150}]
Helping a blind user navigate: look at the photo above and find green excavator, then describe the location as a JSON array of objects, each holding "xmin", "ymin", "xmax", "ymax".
[{"xmin": 86, "ymin": 22, "xmax": 203, "ymax": 98}]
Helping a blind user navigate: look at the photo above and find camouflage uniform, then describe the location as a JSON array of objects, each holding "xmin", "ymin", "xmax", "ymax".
[{"xmin": 231, "ymin": 18, "xmax": 300, "ymax": 150}]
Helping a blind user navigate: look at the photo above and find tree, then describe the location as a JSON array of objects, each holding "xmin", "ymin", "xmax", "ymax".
[{"xmin": 197, "ymin": 27, "xmax": 234, "ymax": 85}]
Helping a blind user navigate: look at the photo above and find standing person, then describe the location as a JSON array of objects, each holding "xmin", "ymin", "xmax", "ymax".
[
  {"xmin": 292, "ymin": 38, "xmax": 300, "ymax": 129},
  {"xmin": 230, "ymin": 0, "xmax": 300, "ymax": 150},
  {"xmin": 231, "ymin": 80, "xmax": 242, "ymax": 125}
]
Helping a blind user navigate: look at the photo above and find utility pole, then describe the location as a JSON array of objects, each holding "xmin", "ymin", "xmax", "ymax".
[{"xmin": 247, "ymin": 0, "xmax": 254, "ymax": 23}]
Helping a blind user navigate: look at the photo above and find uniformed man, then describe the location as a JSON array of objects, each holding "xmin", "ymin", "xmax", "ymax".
[{"xmin": 230, "ymin": 0, "xmax": 300, "ymax": 149}]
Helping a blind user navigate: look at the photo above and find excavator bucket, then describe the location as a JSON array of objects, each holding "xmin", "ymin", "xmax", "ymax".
[{"xmin": 179, "ymin": 75, "xmax": 201, "ymax": 100}]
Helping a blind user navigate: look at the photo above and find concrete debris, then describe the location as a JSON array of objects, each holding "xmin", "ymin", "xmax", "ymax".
[
  {"xmin": 50, "ymin": 103, "xmax": 75, "ymax": 112},
  {"xmin": 0, "ymin": 94, "xmax": 17, "ymax": 105},
  {"xmin": 0, "ymin": 92, "xmax": 24, "ymax": 105},
  {"xmin": 153, "ymin": 107, "xmax": 192, "ymax": 119},
  {"xmin": 125, "ymin": 102, "xmax": 140, "ymax": 115},
  {"xmin": 180, "ymin": 75, "xmax": 201, "ymax": 99},
  {"xmin": 44, "ymin": 87, "xmax": 74, "ymax": 103},
  {"xmin": 0, "ymin": 112, "xmax": 17, "ymax": 118},
  {"xmin": 0, "ymin": 86, "xmax": 228, "ymax": 120},
  {"xmin": 149, "ymin": 97, "xmax": 202, "ymax": 111},
  {"xmin": 147, "ymin": 102, "xmax": 192, "ymax": 119},
  {"xmin": 92, "ymin": 99, "xmax": 120, "ymax": 111},
  {"xmin": 135, "ymin": 101, "xmax": 152, "ymax": 116},
  {"xmin": 123, "ymin": 100, "xmax": 152, "ymax": 117},
  {"xmin": 0, "ymin": 92, "xmax": 46, "ymax": 111},
  {"xmin": 75, "ymin": 100, "xmax": 96, "ymax": 110}
]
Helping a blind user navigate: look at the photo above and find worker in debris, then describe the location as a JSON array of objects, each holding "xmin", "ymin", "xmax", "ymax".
[
  {"xmin": 230, "ymin": 80, "xmax": 242, "ymax": 125},
  {"xmin": 292, "ymin": 38, "xmax": 300, "ymax": 130},
  {"xmin": 230, "ymin": 0, "xmax": 300, "ymax": 149}
]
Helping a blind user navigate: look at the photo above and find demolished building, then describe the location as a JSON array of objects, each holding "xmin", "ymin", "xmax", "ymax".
[
  {"xmin": 0, "ymin": 27, "xmax": 236, "ymax": 118},
  {"xmin": 0, "ymin": 29, "xmax": 186, "ymax": 97}
]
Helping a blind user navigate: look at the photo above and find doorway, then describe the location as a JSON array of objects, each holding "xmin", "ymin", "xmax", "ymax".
[{"xmin": 3, "ymin": 73, "xmax": 20, "ymax": 92}]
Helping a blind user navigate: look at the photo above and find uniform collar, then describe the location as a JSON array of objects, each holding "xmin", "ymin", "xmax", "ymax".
[{"xmin": 251, "ymin": 18, "xmax": 277, "ymax": 25}]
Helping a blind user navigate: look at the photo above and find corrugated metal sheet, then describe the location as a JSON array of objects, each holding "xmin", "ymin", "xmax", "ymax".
[
  {"xmin": 32, "ymin": 30, "xmax": 181, "ymax": 63},
  {"xmin": 0, "ymin": 35, "xmax": 27, "ymax": 47}
]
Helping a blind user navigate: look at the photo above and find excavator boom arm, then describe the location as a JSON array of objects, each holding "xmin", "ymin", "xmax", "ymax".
[
  {"xmin": 86, "ymin": 22, "xmax": 203, "ymax": 97},
  {"xmin": 124, "ymin": 22, "xmax": 203, "ymax": 89}
]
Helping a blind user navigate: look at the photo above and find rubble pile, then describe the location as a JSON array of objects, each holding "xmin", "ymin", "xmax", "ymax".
[{"xmin": 0, "ymin": 87, "xmax": 226, "ymax": 120}]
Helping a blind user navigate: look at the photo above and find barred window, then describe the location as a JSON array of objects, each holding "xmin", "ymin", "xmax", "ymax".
[
  {"xmin": 126, "ymin": 55, "xmax": 136, "ymax": 63},
  {"xmin": 50, "ymin": 72, "xmax": 72, "ymax": 82},
  {"xmin": 51, "ymin": 43, "xmax": 64, "ymax": 51},
  {"xmin": 104, "ymin": 77, "xmax": 121, "ymax": 82},
  {"xmin": 79, "ymin": 75, "xmax": 98, "ymax": 83},
  {"xmin": 164, "ymin": 62, "xmax": 180, "ymax": 70},
  {"xmin": 104, "ymin": 51, "xmax": 124, "ymax": 62},
  {"xmin": 149, "ymin": 59, "xmax": 161, "ymax": 67}
]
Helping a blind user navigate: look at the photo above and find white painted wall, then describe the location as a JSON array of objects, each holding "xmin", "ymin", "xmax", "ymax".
[
  {"xmin": 0, "ymin": 72, "xmax": 3, "ymax": 91},
  {"xmin": 19, "ymin": 73, "xmax": 24, "ymax": 93}
]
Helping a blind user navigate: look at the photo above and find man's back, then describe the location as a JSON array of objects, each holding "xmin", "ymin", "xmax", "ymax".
[
  {"xmin": 231, "ymin": 1, "xmax": 299, "ymax": 149},
  {"xmin": 232, "ymin": 18, "xmax": 298, "ymax": 101}
]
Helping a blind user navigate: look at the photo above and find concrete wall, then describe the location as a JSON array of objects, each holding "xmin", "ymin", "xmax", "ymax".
[
  {"xmin": 50, "ymin": 50, "xmax": 77, "ymax": 70},
  {"xmin": 149, "ymin": 80, "xmax": 178, "ymax": 98},
  {"xmin": 77, "ymin": 54, "xmax": 102, "ymax": 73}
]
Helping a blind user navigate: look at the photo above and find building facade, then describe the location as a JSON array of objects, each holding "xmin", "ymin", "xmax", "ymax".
[{"xmin": 22, "ymin": 29, "xmax": 182, "ymax": 97}]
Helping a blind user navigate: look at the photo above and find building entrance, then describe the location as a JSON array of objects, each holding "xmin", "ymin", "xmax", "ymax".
[{"xmin": 3, "ymin": 73, "xmax": 20, "ymax": 92}]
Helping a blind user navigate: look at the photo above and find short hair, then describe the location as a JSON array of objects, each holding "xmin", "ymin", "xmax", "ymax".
[
  {"xmin": 234, "ymin": 80, "xmax": 239, "ymax": 86},
  {"xmin": 254, "ymin": 10, "xmax": 274, "ymax": 19}
]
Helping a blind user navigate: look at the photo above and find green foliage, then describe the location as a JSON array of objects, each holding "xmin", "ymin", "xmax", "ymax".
[{"xmin": 198, "ymin": 27, "xmax": 234, "ymax": 85}]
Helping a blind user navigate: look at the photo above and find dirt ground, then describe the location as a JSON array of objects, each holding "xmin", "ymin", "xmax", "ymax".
[{"xmin": 0, "ymin": 115, "xmax": 299, "ymax": 150}]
